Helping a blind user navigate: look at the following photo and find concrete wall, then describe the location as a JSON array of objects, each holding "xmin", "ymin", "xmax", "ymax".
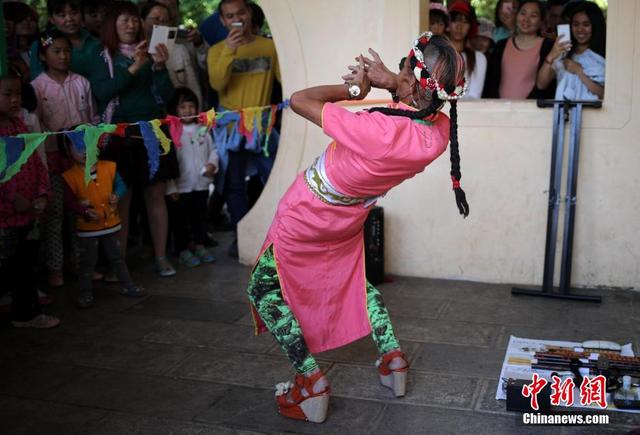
[{"xmin": 238, "ymin": 0, "xmax": 640, "ymax": 290}]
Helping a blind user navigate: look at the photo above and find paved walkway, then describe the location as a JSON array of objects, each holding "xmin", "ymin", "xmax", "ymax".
[{"xmin": 2, "ymin": 231, "xmax": 640, "ymax": 434}]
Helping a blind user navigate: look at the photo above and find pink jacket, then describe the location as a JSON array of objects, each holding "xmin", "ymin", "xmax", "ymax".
[{"xmin": 31, "ymin": 72, "xmax": 97, "ymax": 152}]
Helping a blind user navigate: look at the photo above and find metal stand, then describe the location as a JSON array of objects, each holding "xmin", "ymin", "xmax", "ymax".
[{"xmin": 512, "ymin": 99, "xmax": 602, "ymax": 303}]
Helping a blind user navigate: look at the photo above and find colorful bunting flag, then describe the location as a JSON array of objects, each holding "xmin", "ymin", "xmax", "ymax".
[
  {"xmin": 139, "ymin": 121, "xmax": 161, "ymax": 180},
  {"xmin": 239, "ymin": 107, "xmax": 265, "ymax": 147},
  {"xmin": 198, "ymin": 108, "xmax": 216, "ymax": 129},
  {"xmin": 150, "ymin": 119, "xmax": 171, "ymax": 155},
  {"xmin": 65, "ymin": 130, "xmax": 86, "ymax": 153},
  {"xmin": 166, "ymin": 115, "xmax": 184, "ymax": 148},
  {"xmin": 75, "ymin": 124, "xmax": 117, "ymax": 185},
  {"xmin": 262, "ymin": 105, "xmax": 279, "ymax": 158},
  {"xmin": 0, "ymin": 100, "xmax": 290, "ymax": 184},
  {"xmin": 0, "ymin": 133, "xmax": 48, "ymax": 183}
]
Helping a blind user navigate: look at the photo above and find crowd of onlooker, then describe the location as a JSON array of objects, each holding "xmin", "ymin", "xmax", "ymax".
[
  {"xmin": 0, "ymin": 0, "xmax": 608, "ymax": 329},
  {"xmin": 430, "ymin": 0, "xmax": 606, "ymax": 101},
  {"xmin": 1, "ymin": 0, "xmax": 279, "ymax": 328}
]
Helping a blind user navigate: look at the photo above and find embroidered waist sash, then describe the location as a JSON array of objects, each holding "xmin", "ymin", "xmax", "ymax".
[{"xmin": 304, "ymin": 152, "xmax": 380, "ymax": 208}]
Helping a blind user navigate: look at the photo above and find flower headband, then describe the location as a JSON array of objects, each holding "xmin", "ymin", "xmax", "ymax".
[
  {"xmin": 40, "ymin": 36, "xmax": 54, "ymax": 48},
  {"xmin": 407, "ymin": 31, "xmax": 467, "ymax": 101}
]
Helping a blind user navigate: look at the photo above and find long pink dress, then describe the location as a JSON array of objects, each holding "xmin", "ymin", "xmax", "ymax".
[{"xmin": 252, "ymin": 102, "xmax": 451, "ymax": 353}]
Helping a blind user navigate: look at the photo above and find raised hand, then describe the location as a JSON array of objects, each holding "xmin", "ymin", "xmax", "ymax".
[
  {"xmin": 563, "ymin": 58, "xmax": 584, "ymax": 75},
  {"xmin": 546, "ymin": 37, "xmax": 572, "ymax": 64},
  {"xmin": 348, "ymin": 55, "xmax": 371, "ymax": 100},
  {"xmin": 362, "ymin": 48, "xmax": 398, "ymax": 91},
  {"xmin": 151, "ymin": 43, "xmax": 169, "ymax": 70},
  {"xmin": 129, "ymin": 40, "xmax": 150, "ymax": 75},
  {"xmin": 225, "ymin": 27, "xmax": 246, "ymax": 50}
]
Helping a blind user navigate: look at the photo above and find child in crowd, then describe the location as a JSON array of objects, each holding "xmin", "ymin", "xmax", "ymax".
[
  {"xmin": 0, "ymin": 73, "xmax": 60, "ymax": 328},
  {"xmin": 62, "ymin": 136, "xmax": 146, "ymax": 308},
  {"xmin": 80, "ymin": 0, "xmax": 108, "ymax": 39},
  {"xmin": 3, "ymin": 1, "xmax": 39, "ymax": 67},
  {"xmin": 166, "ymin": 88, "xmax": 218, "ymax": 267},
  {"xmin": 30, "ymin": 0, "xmax": 100, "ymax": 79},
  {"xmin": 32, "ymin": 29, "xmax": 97, "ymax": 287},
  {"xmin": 473, "ymin": 17, "xmax": 496, "ymax": 55},
  {"xmin": 429, "ymin": 2, "xmax": 450, "ymax": 36}
]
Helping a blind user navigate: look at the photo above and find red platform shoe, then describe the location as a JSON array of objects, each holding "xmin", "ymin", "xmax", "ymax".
[
  {"xmin": 377, "ymin": 350, "xmax": 409, "ymax": 397},
  {"xmin": 275, "ymin": 370, "xmax": 330, "ymax": 423}
]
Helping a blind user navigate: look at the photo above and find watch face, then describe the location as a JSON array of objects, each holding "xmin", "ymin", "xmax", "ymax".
[{"xmin": 349, "ymin": 85, "xmax": 361, "ymax": 97}]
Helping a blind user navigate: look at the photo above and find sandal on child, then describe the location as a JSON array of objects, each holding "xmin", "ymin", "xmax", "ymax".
[
  {"xmin": 121, "ymin": 286, "xmax": 147, "ymax": 298},
  {"xmin": 376, "ymin": 350, "xmax": 409, "ymax": 397},
  {"xmin": 178, "ymin": 250, "xmax": 201, "ymax": 268},
  {"xmin": 194, "ymin": 245, "xmax": 216, "ymax": 263},
  {"xmin": 275, "ymin": 371, "xmax": 330, "ymax": 423},
  {"xmin": 155, "ymin": 256, "xmax": 177, "ymax": 277}
]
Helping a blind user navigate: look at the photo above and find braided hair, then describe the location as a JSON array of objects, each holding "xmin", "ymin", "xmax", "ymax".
[{"xmin": 368, "ymin": 34, "xmax": 469, "ymax": 218}]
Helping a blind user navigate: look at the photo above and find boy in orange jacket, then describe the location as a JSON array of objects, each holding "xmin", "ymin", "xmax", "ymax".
[{"xmin": 62, "ymin": 136, "xmax": 146, "ymax": 308}]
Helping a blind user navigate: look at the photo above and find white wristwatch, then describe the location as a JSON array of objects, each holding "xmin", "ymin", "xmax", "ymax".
[{"xmin": 347, "ymin": 83, "xmax": 361, "ymax": 99}]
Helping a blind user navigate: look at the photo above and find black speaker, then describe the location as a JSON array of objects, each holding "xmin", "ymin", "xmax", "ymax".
[{"xmin": 364, "ymin": 206, "xmax": 384, "ymax": 285}]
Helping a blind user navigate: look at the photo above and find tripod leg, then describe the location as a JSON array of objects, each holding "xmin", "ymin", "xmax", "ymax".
[
  {"xmin": 559, "ymin": 104, "xmax": 583, "ymax": 293},
  {"xmin": 542, "ymin": 103, "xmax": 566, "ymax": 292}
]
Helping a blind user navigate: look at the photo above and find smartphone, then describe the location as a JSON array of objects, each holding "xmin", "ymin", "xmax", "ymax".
[
  {"xmin": 557, "ymin": 24, "xmax": 571, "ymax": 42},
  {"xmin": 175, "ymin": 27, "xmax": 189, "ymax": 44},
  {"xmin": 149, "ymin": 25, "xmax": 178, "ymax": 54}
]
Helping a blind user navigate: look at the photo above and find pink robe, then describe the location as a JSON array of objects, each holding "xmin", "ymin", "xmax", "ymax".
[{"xmin": 252, "ymin": 102, "xmax": 451, "ymax": 353}]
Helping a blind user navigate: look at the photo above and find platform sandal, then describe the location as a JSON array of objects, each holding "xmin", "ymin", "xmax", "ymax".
[
  {"xmin": 274, "ymin": 370, "xmax": 330, "ymax": 423},
  {"xmin": 377, "ymin": 350, "xmax": 409, "ymax": 397}
]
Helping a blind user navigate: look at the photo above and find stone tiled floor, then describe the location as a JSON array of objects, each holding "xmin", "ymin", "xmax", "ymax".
[{"xmin": 2, "ymin": 231, "xmax": 640, "ymax": 434}]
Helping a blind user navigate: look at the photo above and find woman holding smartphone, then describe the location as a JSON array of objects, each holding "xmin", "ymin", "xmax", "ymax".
[
  {"xmin": 536, "ymin": 1, "xmax": 606, "ymax": 100},
  {"xmin": 87, "ymin": 1, "xmax": 178, "ymax": 277},
  {"xmin": 141, "ymin": 2, "xmax": 203, "ymax": 107}
]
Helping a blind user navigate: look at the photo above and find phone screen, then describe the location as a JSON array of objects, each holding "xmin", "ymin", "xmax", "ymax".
[{"xmin": 557, "ymin": 24, "xmax": 571, "ymax": 42}]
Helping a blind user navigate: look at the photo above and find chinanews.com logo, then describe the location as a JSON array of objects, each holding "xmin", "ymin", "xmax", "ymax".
[{"xmin": 521, "ymin": 373, "xmax": 610, "ymax": 426}]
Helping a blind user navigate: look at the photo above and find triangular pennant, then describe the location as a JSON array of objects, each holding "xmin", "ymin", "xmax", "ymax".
[
  {"xmin": 65, "ymin": 130, "xmax": 86, "ymax": 153},
  {"xmin": 0, "ymin": 133, "xmax": 48, "ymax": 183},
  {"xmin": 198, "ymin": 108, "xmax": 216, "ymax": 129},
  {"xmin": 138, "ymin": 121, "xmax": 161, "ymax": 180},
  {"xmin": 150, "ymin": 119, "xmax": 171, "ymax": 155},
  {"xmin": 0, "ymin": 136, "xmax": 25, "ymax": 173},
  {"xmin": 262, "ymin": 105, "xmax": 278, "ymax": 158},
  {"xmin": 74, "ymin": 124, "xmax": 117, "ymax": 185},
  {"xmin": 165, "ymin": 115, "xmax": 184, "ymax": 148},
  {"xmin": 239, "ymin": 107, "xmax": 263, "ymax": 146},
  {"xmin": 113, "ymin": 123, "xmax": 128, "ymax": 137}
]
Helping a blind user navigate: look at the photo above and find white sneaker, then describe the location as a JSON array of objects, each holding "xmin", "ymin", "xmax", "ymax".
[{"xmin": 12, "ymin": 314, "xmax": 61, "ymax": 329}]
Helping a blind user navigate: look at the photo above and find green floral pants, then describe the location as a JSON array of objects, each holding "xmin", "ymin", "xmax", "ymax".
[{"xmin": 247, "ymin": 245, "xmax": 400, "ymax": 374}]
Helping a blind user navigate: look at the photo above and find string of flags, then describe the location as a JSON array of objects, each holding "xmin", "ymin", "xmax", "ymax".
[{"xmin": 0, "ymin": 100, "xmax": 290, "ymax": 185}]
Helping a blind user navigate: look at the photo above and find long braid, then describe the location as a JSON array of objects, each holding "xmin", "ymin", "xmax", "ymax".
[
  {"xmin": 448, "ymin": 101, "xmax": 469, "ymax": 217},
  {"xmin": 368, "ymin": 96, "xmax": 443, "ymax": 120}
]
